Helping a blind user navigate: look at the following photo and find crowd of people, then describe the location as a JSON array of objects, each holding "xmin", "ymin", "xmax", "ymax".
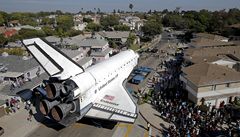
[
  {"xmin": 5, "ymin": 97, "xmax": 20, "ymax": 114},
  {"xmin": 151, "ymin": 54, "xmax": 240, "ymax": 137}
]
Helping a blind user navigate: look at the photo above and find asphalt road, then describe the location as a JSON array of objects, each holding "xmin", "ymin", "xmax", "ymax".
[{"xmin": 26, "ymin": 117, "xmax": 117, "ymax": 137}]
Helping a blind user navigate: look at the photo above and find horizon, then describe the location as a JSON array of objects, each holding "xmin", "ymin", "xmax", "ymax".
[{"xmin": 0, "ymin": 0, "xmax": 240, "ymax": 13}]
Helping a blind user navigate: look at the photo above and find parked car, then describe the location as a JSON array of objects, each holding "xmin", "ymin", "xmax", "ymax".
[{"xmin": 0, "ymin": 127, "xmax": 4, "ymax": 136}]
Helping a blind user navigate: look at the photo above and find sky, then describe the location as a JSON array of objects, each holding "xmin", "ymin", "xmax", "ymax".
[{"xmin": 0, "ymin": 0, "xmax": 240, "ymax": 13}]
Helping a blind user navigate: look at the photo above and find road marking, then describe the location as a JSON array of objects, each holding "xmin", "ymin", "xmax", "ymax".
[
  {"xmin": 144, "ymin": 130, "xmax": 148, "ymax": 137},
  {"xmin": 124, "ymin": 124, "xmax": 133, "ymax": 137},
  {"xmin": 117, "ymin": 123, "xmax": 129, "ymax": 128},
  {"xmin": 73, "ymin": 123, "xmax": 83, "ymax": 128}
]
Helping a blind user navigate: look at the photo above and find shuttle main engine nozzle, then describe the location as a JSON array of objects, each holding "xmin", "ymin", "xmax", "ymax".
[
  {"xmin": 50, "ymin": 103, "xmax": 74, "ymax": 121},
  {"xmin": 45, "ymin": 83, "xmax": 62, "ymax": 100},
  {"xmin": 39, "ymin": 99, "xmax": 60, "ymax": 115}
]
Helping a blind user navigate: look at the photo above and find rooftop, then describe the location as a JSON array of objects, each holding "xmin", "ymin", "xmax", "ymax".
[
  {"xmin": 79, "ymin": 38, "xmax": 108, "ymax": 47},
  {"xmin": 193, "ymin": 33, "xmax": 228, "ymax": 41},
  {"xmin": 61, "ymin": 49, "xmax": 83, "ymax": 58},
  {"xmin": 190, "ymin": 38, "xmax": 234, "ymax": 48},
  {"xmin": 0, "ymin": 55, "xmax": 39, "ymax": 73},
  {"xmin": 76, "ymin": 57, "xmax": 92, "ymax": 66},
  {"xmin": 182, "ymin": 63, "xmax": 240, "ymax": 87},
  {"xmin": 184, "ymin": 45, "xmax": 240, "ymax": 62},
  {"xmin": 98, "ymin": 31, "xmax": 130, "ymax": 39},
  {"xmin": 90, "ymin": 48, "xmax": 112, "ymax": 57},
  {"xmin": 62, "ymin": 34, "xmax": 86, "ymax": 46},
  {"xmin": 0, "ymin": 73, "xmax": 48, "ymax": 96},
  {"xmin": 45, "ymin": 36, "xmax": 61, "ymax": 43}
]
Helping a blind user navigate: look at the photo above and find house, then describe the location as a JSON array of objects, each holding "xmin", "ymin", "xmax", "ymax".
[
  {"xmin": 193, "ymin": 33, "xmax": 229, "ymax": 42},
  {"xmin": 120, "ymin": 16, "xmax": 143, "ymax": 31},
  {"xmin": 73, "ymin": 14, "xmax": 87, "ymax": 31},
  {"xmin": 189, "ymin": 38, "xmax": 234, "ymax": 48},
  {"xmin": 76, "ymin": 57, "xmax": 93, "ymax": 69},
  {"xmin": 180, "ymin": 62, "xmax": 240, "ymax": 108},
  {"xmin": 61, "ymin": 49, "xmax": 84, "ymax": 62},
  {"xmin": 84, "ymin": 14, "xmax": 101, "ymax": 24},
  {"xmin": 45, "ymin": 36, "xmax": 61, "ymax": 46},
  {"xmin": 14, "ymin": 25, "xmax": 41, "ymax": 31},
  {"xmin": 9, "ymin": 20, "xmax": 20, "ymax": 27},
  {"xmin": 97, "ymin": 31, "xmax": 130, "ymax": 45},
  {"xmin": 0, "ymin": 54, "xmax": 43, "ymax": 84},
  {"xmin": 184, "ymin": 45, "xmax": 240, "ymax": 65},
  {"xmin": 4, "ymin": 29, "xmax": 18, "ymax": 38},
  {"xmin": 78, "ymin": 38, "xmax": 112, "ymax": 63},
  {"xmin": 90, "ymin": 48, "xmax": 112, "ymax": 63},
  {"xmin": 62, "ymin": 34, "xmax": 88, "ymax": 47}
]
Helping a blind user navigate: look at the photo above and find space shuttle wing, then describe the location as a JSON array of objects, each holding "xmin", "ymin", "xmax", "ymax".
[
  {"xmin": 22, "ymin": 38, "xmax": 84, "ymax": 79},
  {"xmin": 85, "ymin": 77, "xmax": 138, "ymax": 123}
]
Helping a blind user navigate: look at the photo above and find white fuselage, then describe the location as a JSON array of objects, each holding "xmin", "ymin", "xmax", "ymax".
[{"xmin": 70, "ymin": 50, "xmax": 139, "ymax": 110}]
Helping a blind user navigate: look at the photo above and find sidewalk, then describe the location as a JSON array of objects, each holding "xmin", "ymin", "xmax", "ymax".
[
  {"xmin": 0, "ymin": 103, "xmax": 40, "ymax": 137},
  {"xmin": 139, "ymin": 103, "xmax": 171, "ymax": 133}
]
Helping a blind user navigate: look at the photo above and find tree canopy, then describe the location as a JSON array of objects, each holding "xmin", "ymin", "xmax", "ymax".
[
  {"xmin": 56, "ymin": 15, "xmax": 74, "ymax": 32},
  {"xmin": 142, "ymin": 19, "xmax": 162, "ymax": 36},
  {"xmin": 114, "ymin": 24, "xmax": 130, "ymax": 31},
  {"xmin": 100, "ymin": 15, "xmax": 119, "ymax": 30},
  {"xmin": 86, "ymin": 22, "xmax": 102, "ymax": 31}
]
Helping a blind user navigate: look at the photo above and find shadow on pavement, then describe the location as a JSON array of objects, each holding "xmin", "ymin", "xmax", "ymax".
[
  {"xmin": 138, "ymin": 124, "xmax": 147, "ymax": 130},
  {"xmin": 32, "ymin": 96, "xmax": 116, "ymax": 131},
  {"xmin": 77, "ymin": 117, "xmax": 117, "ymax": 130},
  {"xmin": 33, "ymin": 112, "xmax": 65, "ymax": 131},
  {"xmin": 159, "ymin": 123, "xmax": 168, "ymax": 131}
]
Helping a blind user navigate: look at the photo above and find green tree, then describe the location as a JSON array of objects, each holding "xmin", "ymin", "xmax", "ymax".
[
  {"xmin": 0, "ymin": 34, "xmax": 7, "ymax": 46},
  {"xmin": 114, "ymin": 25, "xmax": 130, "ymax": 31},
  {"xmin": 56, "ymin": 15, "xmax": 73, "ymax": 30},
  {"xmin": 86, "ymin": 22, "xmax": 102, "ymax": 31},
  {"xmin": 66, "ymin": 29, "xmax": 83, "ymax": 37},
  {"xmin": 142, "ymin": 20, "xmax": 162, "ymax": 36},
  {"xmin": 18, "ymin": 28, "xmax": 46, "ymax": 39},
  {"xmin": 0, "ymin": 14, "xmax": 5, "ymax": 25},
  {"xmin": 129, "ymin": 3, "xmax": 133, "ymax": 12},
  {"xmin": 126, "ymin": 33, "xmax": 136, "ymax": 47},
  {"xmin": 83, "ymin": 17, "xmax": 93, "ymax": 23},
  {"xmin": 42, "ymin": 26, "xmax": 55, "ymax": 36},
  {"xmin": 100, "ymin": 15, "xmax": 119, "ymax": 29},
  {"xmin": 41, "ymin": 17, "xmax": 54, "ymax": 25}
]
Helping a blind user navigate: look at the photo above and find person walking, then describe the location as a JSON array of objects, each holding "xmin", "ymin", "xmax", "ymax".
[
  {"xmin": 27, "ymin": 109, "xmax": 33, "ymax": 122},
  {"xmin": 147, "ymin": 123, "xmax": 151, "ymax": 131}
]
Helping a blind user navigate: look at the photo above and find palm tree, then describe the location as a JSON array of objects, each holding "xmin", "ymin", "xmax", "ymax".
[{"xmin": 129, "ymin": 3, "xmax": 133, "ymax": 13}]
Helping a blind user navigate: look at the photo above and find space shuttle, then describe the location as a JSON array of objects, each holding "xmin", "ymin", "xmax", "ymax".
[{"xmin": 19, "ymin": 38, "xmax": 139, "ymax": 126}]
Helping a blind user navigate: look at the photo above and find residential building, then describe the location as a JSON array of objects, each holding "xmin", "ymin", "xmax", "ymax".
[
  {"xmin": 78, "ymin": 38, "xmax": 112, "ymax": 63},
  {"xmin": 3, "ymin": 29, "xmax": 18, "ymax": 38},
  {"xmin": 180, "ymin": 62, "xmax": 240, "ymax": 108},
  {"xmin": 9, "ymin": 20, "xmax": 20, "ymax": 27},
  {"xmin": 0, "ymin": 54, "xmax": 43, "ymax": 84},
  {"xmin": 73, "ymin": 14, "xmax": 87, "ymax": 31},
  {"xmin": 120, "ymin": 16, "xmax": 143, "ymax": 31},
  {"xmin": 14, "ymin": 25, "xmax": 41, "ymax": 31},
  {"xmin": 184, "ymin": 45, "xmax": 240, "ymax": 65},
  {"xmin": 91, "ymin": 48, "xmax": 112, "ymax": 63},
  {"xmin": 45, "ymin": 36, "xmax": 61, "ymax": 46},
  {"xmin": 97, "ymin": 31, "xmax": 130, "ymax": 45},
  {"xmin": 193, "ymin": 33, "xmax": 229, "ymax": 42}
]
